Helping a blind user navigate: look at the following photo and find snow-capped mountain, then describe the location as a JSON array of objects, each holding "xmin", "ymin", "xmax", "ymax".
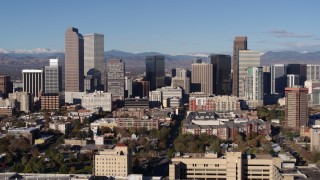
[{"xmin": 0, "ymin": 48, "xmax": 64, "ymax": 54}]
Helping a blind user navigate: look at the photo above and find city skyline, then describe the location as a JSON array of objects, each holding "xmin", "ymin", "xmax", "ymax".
[{"xmin": 0, "ymin": 1, "xmax": 320, "ymax": 55}]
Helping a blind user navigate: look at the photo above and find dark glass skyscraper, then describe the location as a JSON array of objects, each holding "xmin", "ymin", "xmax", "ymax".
[
  {"xmin": 209, "ymin": 54, "xmax": 231, "ymax": 95},
  {"xmin": 271, "ymin": 64, "xmax": 287, "ymax": 96},
  {"xmin": 287, "ymin": 64, "xmax": 307, "ymax": 86},
  {"xmin": 146, "ymin": 55, "xmax": 165, "ymax": 90}
]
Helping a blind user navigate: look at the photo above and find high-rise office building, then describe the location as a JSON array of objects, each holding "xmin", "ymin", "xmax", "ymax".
[
  {"xmin": 171, "ymin": 68, "xmax": 190, "ymax": 95},
  {"xmin": 84, "ymin": 33, "xmax": 104, "ymax": 90},
  {"xmin": 191, "ymin": 61, "xmax": 213, "ymax": 94},
  {"xmin": 287, "ymin": 74, "xmax": 300, "ymax": 88},
  {"xmin": 244, "ymin": 67, "xmax": 263, "ymax": 108},
  {"xmin": 304, "ymin": 79, "xmax": 320, "ymax": 106},
  {"xmin": 125, "ymin": 76, "xmax": 133, "ymax": 98},
  {"xmin": 0, "ymin": 75, "xmax": 13, "ymax": 98},
  {"xmin": 287, "ymin": 64, "xmax": 307, "ymax": 86},
  {"xmin": 44, "ymin": 59, "xmax": 62, "ymax": 93},
  {"xmin": 209, "ymin": 54, "xmax": 231, "ymax": 95},
  {"xmin": 107, "ymin": 59, "xmax": 125, "ymax": 100},
  {"xmin": 232, "ymin": 36, "xmax": 248, "ymax": 97},
  {"xmin": 271, "ymin": 64, "xmax": 287, "ymax": 95},
  {"xmin": 284, "ymin": 87, "xmax": 308, "ymax": 130},
  {"xmin": 65, "ymin": 27, "xmax": 84, "ymax": 92},
  {"xmin": 22, "ymin": 69, "xmax": 43, "ymax": 100},
  {"xmin": 263, "ymin": 66, "xmax": 271, "ymax": 95},
  {"xmin": 146, "ymin": 55, "xmax": 165, "ymax": 90},
  {"xmin": 238, "ymin": 50, "xmax": 260, "ymax": 98},
  {"xmin": 307, "ymin": 64, "xmax": 320, "ymax": 80}
]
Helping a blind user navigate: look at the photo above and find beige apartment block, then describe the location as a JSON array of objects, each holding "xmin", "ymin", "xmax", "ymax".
[{"xmin": 94, "ymin": 144, "xmax": 132, "ymax": 177}]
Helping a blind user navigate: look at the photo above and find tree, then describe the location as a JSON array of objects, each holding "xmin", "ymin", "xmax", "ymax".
[
  {"xmin": 24, "ymin": 164, "xmax": 33, "ymax": 173},
  {"xmin": 69, "ymin": 167, "xmax": 77, "ymax": 174},
  {"xmin": 59, "ymin": 164, "xmax": 69, "ymax": 174}
]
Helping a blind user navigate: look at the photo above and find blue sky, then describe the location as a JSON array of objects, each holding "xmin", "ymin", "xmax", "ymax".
[{"xmin": 0, "ymin": 0, "xmax": 319, "ymax": 54}]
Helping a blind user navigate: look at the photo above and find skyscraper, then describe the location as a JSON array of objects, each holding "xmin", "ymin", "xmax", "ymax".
[
  {"xmin": 0, "ymin": 75, "xmax": 13, "ymax": 98},
  {"xmin": 287, "ymin": 64, "xmax": 307, "ymax": 86},
  {"xmin": 22, "ymin": 69, "xmax": 43, "ymax": 100},
  {"xmin": 238, "ymin": 50, "xmax": 260, "ymax": 98},
  {"xmin": 287, "ymin": 74, "xmax": 300, "ymax": 88},
  {"xmin": 209, "ymin": 54, "xmax": 231, "ymax": 95},
  {"xmin": 125, "ymin": 76, "xmax": 133, "ymax": 98},
  {"xmin": 191, "ymin": 61, "xmax": 213, "ymax": 94},
  {"xmin": 107, "ymin": 59, "xmax": 125, "ymax": 100},
  {"xmin": 307, "ymin": 64, "xmax": 320, "ymax": 80},
  {"xmin": 171, "ymin": 68, "xmax": 190, "ymax": 95},
  {"xmin": 44, "ymin": 59, "xmax": 62, "ymax": 93},
  {"xmin": 262, "ymin": 66, "xmax": 271, "ymax": 95},
  {"xmin": 244, "ymin": 67, "xmax": 263, "ymax": 107},
  {"xmin": 284, "ymin": 87, "xmax": 308, "ymax": 130},
  {"xmin": 271, "ymin": 64, "xmax": 287, "ymax": 95},
  {"xmin": 84, "ymin": 33, "xmax": 104, "ymax": 90},
  {"xmin": 65, "ymin": 27, "xmax": 84, "ymax": 92},
  {"xmin": 232, "ymin": 36, "xmax": 247, "ymax": 97},
  {"xmin": 146, "ymin": 55, "xmax": 165, "ymax": 90}
]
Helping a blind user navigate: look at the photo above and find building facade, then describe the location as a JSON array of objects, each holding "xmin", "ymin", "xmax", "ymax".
[
  {"xmin": 284, "ymin": 87, "xmax": 308, "ymax": 130},
  {"xmin": 81, "ymin": 91, "xmax": 112, "ymax": 111},
  {"xmin": 0, "ymin": 75, "xmax": 13, "ymax": 98},
  {"xmin": 310, "ymin": 126, "xmax": 320, "ymax": 152},
  {"xmin": 238, "ymin": 50, "xmax": 260, "ymax": 98},
  {"xmin": 191, "ymin": 62, "xmax": 213, "ymax": 94},
  {"xmin": 41, "ymin": 93, "xmax": 60, "ymax": 110},
  {"xmin": 209, "ymin": 54, "xmax": 231, "ymax": 95},
  {"xmin": 287, "ymin": 74, "xmax": 300, "ymax": 88},
  {"xmin": 232, "ymin": 36, "xmax": 248, "ymax": 97},
  {"xmin": 307, "ymin": 64, "xmax": 320, "ymax": 80},
  {"xmin": 171, "ymin": 68, "xmax": 190, "ymax": 95},
  {"xmin": 244, "ymin": 67, "xmax": 263, "ymax": 108},
  {"xmin": 44, "ymin": 59, "xmax": 62, "ymax": 93},
  {"xmin": 170, "ymin": 152, "xmax": 282, "ymax": 180},
  {"xmin": 107, "ymin": 59, "xmax": 125, "ymax": 100},
  {"xmin": 22, "ymin": 69, "xmax": 43, "ymax": 99},
  {"xmin": 146, "ymin": 55, "xmax": 165, "ymax": 91},
  {"xmin": 65, "ymin": 27, "xmax": 84, "ymax": 92},
  {"xmin": 287, "ymin": 64, "xmax": 307, "ymax": 86},
  {"xmin": 94, "ymin": 144, "xmax": 132, "ymax": 177},
  {"xmin": 84, "ymin": 33, "xmax": 104, "ymax": 90},
  {"xmin": 8, "ymin": 92, "xmax": 33, "ymax": 113},
  {"xmin": 271, "ymin": 64, "xmax": 287, "ymax": 96}
]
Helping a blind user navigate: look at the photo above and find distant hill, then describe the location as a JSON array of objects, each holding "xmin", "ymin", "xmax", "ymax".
[{"xmin": 1, "ymin": 49, "xmax": 320, "ymax": 80}]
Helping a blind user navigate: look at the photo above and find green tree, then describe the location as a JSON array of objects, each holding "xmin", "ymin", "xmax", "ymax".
[
  {"xmin": 59, "ymin": 164, "xmax": 69, "ymax": 174},
  {"xmin": 69, "ymin": 167, "xmax": 76, "ymax": 174}
]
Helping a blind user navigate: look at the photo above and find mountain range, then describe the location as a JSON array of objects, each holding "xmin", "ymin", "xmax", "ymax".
[{"xmin": 1, "ymin": 49, "xmax": 320, "ymax": 80}]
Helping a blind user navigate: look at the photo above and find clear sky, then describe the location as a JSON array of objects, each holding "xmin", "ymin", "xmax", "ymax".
[{"xmin": 1, "ymin": 0, "xmax": 319, "ymax": 55}]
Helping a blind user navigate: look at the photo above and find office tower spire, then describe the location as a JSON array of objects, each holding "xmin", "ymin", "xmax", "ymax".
[
  {"xmin": 65, "ymin": 27, "xmax": 84, "ymax": 92},
  {"xmin": 232, "ymin": 36, "xmax": 247, "ymax": 97}
]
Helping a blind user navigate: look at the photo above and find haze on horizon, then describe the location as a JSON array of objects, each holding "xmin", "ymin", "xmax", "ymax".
[{"xmin": 0, "ymin": 0, "xmax": 319, "ymax": 55}]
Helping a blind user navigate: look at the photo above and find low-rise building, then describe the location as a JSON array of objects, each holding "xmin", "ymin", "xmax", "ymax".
[
  {"xmin": 113, "ymin": 108, "xmax": 146, "ymax": 118},
  {"xmin": 124, "ymin": 98, "xmax": 149, "ymax": 109},
  {"xmin": 117, "ymin": 117, "xmax": 159, "ymax": 130},
  {"xmin": 189, "ymin": 95, "xmax": 241, "ymax": 113},
  {"xmin": 81, "ymin": 91, "xmax": 112, "ymax": 111},
  {"xmin": 64, "ymin": 139, "xmax": 89, "ymax": 146},
  {"xmin": 49, "ymin": 121, "xmax": 72, "ymax": 134},
  {"xmin": 182, "ymin": 111, "xmax": 270, "ymax": 140},
  {"xmin": 7, "ymin": 127, "xmax": 39, "ymax": 144},
  {"xmin": 35, "ymin": 135, "xmax": 54, "ymax": 145},
  {"xmin": 170, "ymin": 152, "xmax": 283, "ymax": 180},
  {"xmin": 0, "ymin": 107, "xmax": 13, "ymax": 116},
  {"xmin": 95, "ymin": 143, "xmax": 132, "ymax": 177},
  {"xmin": 90, "ymin": 118, "xmax": 117, "ymax": 134},
  {"xmin": 8, "ymin": 92, "xmax": 33, "ymax": 113}
]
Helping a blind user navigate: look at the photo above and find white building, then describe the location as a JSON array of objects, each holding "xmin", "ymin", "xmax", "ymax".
[
  {"xmin": 149, "ymin": 86, "xmax": 183, "ymax": 108},
  {"xmin": 81, "ymin": 91, "xmax": 112, "ymax": 111},
  {"xmin": 307, "ymin": 64, "xmax": 320, "ymax": 80},
  {"xmin": 238, "ymin": 50, "xmax": 261, "ymax": 98},
  {"xmin": 305, "ymin": 79, "xmax": 320, "ymax": 106},
  {"xmin": 44, "ymin": 59, "xmax": 62, "ymax": 93},
  {"xmin": 90, "ymin": 118, "xmax": 117, "ymax": 134},
  {"xmin": 8, "ymin": 92, "xmax": 33, "ymax": 113},
  {"xmin": 49, "ymin": 121, "xmax": 72, "ymax": 134},
  {"xmin": 22, "ymin": 69, "xmax": 43, "ymax": 100},
  {"xmin": 244, "ymin": 67, "xmax": 263, "ymax": 108}
]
